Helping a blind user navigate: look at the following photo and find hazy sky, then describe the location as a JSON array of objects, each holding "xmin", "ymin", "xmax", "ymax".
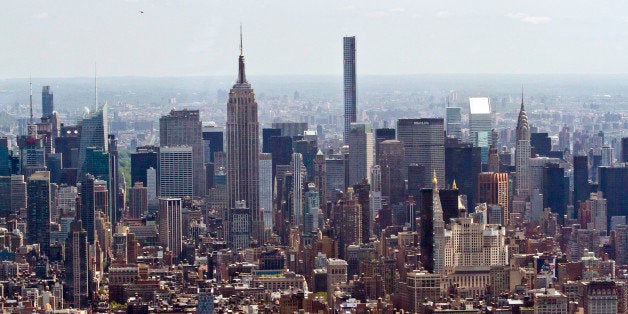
[{"xmin": 2, "ymin": 0, "xmax": 627, "ymax": 78}]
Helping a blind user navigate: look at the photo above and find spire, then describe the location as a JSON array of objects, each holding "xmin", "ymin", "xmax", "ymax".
[
  {"xmin": 520, "ymin": 85, "xmax": 524, "ymax": 111},
  {"xmin": 240, "ymin": 23, "xmax": 243, "ymax": 56},
  {"xmin": 236, "ymin": 25, "xmax": 248, "ymax": 85},
  {"xmin": 94, "ymin": 62, "xmax": 98, "ymax": 108},
  {"xmin": 432, "ymin": 170, "xmax": 438, "ymax": 190},
  {"xmin": 29, "ymin": 76, "xmax": 33, "ymax": 124},
  {"xmin": 452, "ymin": 180, "xmax": 458, "ymax": 190}
]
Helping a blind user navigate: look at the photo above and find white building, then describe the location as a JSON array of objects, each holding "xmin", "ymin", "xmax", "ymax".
[{"xmin": 159, "ymin": 146, "xmax": 193, "ymax": 199}]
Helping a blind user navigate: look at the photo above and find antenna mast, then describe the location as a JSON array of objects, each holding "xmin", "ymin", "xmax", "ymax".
[
  {"xmin": 95, "ymin": 62, "xmax": 98, "ymax": 108},
  {"xmin": 29, "ymin": 76, "xmax": 33, "ymax": 124}
]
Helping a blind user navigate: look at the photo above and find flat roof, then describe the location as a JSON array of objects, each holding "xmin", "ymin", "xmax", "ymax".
[{"xmin": 469, "ymin": 97, "xmax": 491, "ymax": 114}]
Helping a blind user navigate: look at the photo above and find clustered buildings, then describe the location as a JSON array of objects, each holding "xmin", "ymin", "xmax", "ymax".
[{"xmin": 0, "ymin": 35, "xmax": 625, "ymax": 314}]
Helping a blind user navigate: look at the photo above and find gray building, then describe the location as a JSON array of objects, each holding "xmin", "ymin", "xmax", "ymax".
[
  {"xmin": 347, "ymin": 123, "xmax": 373, "ymax": 187},
  {"xmin": 397, "ymin": 118, "xmax": 445, "ymax": 189},
  {"xmin": 159, "ymin": 109, "xmax": 205, "ymax": 198},
  {"xmin": 226, "ymin": 42, "xmax": 262, "ymax": 244},
  {"xmin": 343, "ymin": 36, "xmax": 356, "ymax": 144}
]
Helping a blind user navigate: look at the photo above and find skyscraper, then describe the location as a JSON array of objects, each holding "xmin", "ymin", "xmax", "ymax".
[
  {"xmin": 64, "ymin": 219, "xmax": 89, "ymax": 309},
  {"xmin": 202, "ymin": 125, "xmax": 223, "ymax": 164},
  {"xmin": 226, "ymin": 34, "xmax": 261, "ymax": 244},
  {"xmin": 431, "ymin": 173, "xmax": 445, "ymax": 274},
  {"xmin": 27, "ymin": 171, "xmax": 51, "ymax": 256},
  {"xmin": 292, "ymin": 153, "xmax": 305, "ymax": 226},
  {"xmin": 374, "ymin": 128, "xmax": 396, "ymax": 161},
  {"xmin": 515, "ymin": 94, "xmax": 531, "ymax": 198},
  {"xmin": 543, "ymin": 163, "xmax": 568, "ymax": 225},
  {"xmin": 159, "ymin": 146, "xmax": 193, "ymax": 199},
  {"xmin": 259, "ymin": 153, "xmax": 273, "ymax": 231},
  {"xmin": 622, "ymin": 137, "xmax": 627, "ymax": 163},
  {"xmin": 325, "ymin": 154, "xmax": 346, "ymax": 204},
  {"xmin": 397, "ymin": 118, "xmax": 445, "ymax": 189},
  {"xmin": 42, "ymin": 86, "xmax": 54, "ymax": 117},
  {"xmin": 0, "ymin": 137, "xmax": 10, "ymax": 176},
  {"xmin": 598, "ymin": 164, "xmax": 627, "ymax": 232},
  {"xmin": 79, "ymin": 173, "xmax": 96, "ymax": 244},
  {"xmin": 313, "ymin": 150, "xmax": 326, "ymax": 207},
  {"xmin": 347, "ymin": 123, "xmax": 374, "ymax": 187},
  {"xmin": 573, "ymin": 155, "xmax": 590, "ymax": 211},
  {"xmin": 159, "ymin": 109, "xmax": 205, "ymax": 197},
  {"xmin": 262, "ymin": 128, "xmax": 281, "ymax": 154},
  {"xmin": 468, "ymin": 97, "xmax": 492, "ymax": 163},
  {"xmin": 445, "ymin": 106, "xmax": 462, "ymax": 139},
  {"xmin": 129, "ymin": 182, "xmax": 148, "ymax": 219},
  {"xmin": 131, "ymin": 145, "xmax": 159, "ymax": 188},
  {"xmin": 477, "ymin": 172, "xmax": 509, "ymax": 225},
  {"xmin": 343, "ymin": 36, "xmax": 356, "ymax": 143},
  {"xmin": 77, "ymin": 104, "xmax": 108, "ymax": 179},
  {"xmin": 158, "ymin": 198, "xmax": 182, "ymax": 261},
  {"xmin": 378, "ymin": 140, "xmax": 406, "ymax": 205}
]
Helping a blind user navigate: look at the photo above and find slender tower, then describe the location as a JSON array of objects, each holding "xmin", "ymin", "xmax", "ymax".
[
  {"xmin": 515, "ymin": 91, "xmax": 531, "ymax": 198},
  {"xmin": 226, "ymin": 27, "xmax": 261, "ymax": 245},
  {"xmin": 431, "ymin": 171, "xmax": 445, "ymax": 274},
  {"xmin": 343, "ymin": 36, "xmax": 356, "ymax": 144}
]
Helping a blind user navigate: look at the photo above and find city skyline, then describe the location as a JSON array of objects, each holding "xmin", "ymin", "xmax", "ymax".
[{"xmin": 2, "ymin": 1, "xmax": 628, "ymax": 78}]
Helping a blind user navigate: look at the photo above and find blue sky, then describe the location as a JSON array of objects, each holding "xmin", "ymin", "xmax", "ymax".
[{"xmin": 2, "ymin": 0, "xmax": 627, "ymax": 78}]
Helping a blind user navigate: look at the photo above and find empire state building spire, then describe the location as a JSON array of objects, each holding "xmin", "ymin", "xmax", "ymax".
[{"xmin": 236, "ymin": 25, "xmax": 248, "ymax": 86}]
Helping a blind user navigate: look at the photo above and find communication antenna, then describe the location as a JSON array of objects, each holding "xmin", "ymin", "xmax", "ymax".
[
  {"xmin": 29, "ymin": 75, "xmax": 33, "ymax": 124},
  {"xmin": 95, "ymin": 62, "xmax": 98, "ymax": 108}
]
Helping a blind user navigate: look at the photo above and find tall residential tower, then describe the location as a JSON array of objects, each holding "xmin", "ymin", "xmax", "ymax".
[{"xmin": 343, "ymin": 36, "xmax": 356, "ymax": 143}]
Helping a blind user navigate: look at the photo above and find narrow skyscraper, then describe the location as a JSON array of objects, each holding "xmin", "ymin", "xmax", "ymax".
[
  {"xmin": 343, "ymin": 36, "xmax": 356, "ymax": 143},
  {"xmin": 226, "ymin": 30, "xmax": 262, "ymax": 244},
  {"xmin": 515, "ymin": 93, "xmax": 531, "ymax": 198},
  {"xmin": 42, "ymin": 86, "xmax": 54, "ymax": 117}
]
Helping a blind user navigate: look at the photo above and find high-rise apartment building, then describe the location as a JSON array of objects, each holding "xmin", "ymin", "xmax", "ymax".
[
  {"xmin": 397, "ymin": 118, "xmax": 445, "ymax": 189},
  {"xmin": 347, "ymin": 123, "xmax": 373, "ymax": 187},
  {"xmin": 313, "ymin": 150, "xmax": 326, "ymax": 207},
  {"xmin": 343, "ymin": 36, "xmax": 356, "ymax": 143},
  {"xmin": 159, "ymin": 146, "xmax": 193, "ymax": 199},
  {"xmin": 158, "ymin": 198, "xmax": 182, "ymax": 261},
  {"xmin": 325, "ymin": 154, "xmax": 346, "ymax": 204},
  {"xmin": 42, "ymin": 86, "xmax": 54, "ymax": 117},
  {"xmin": 27, "ymin": 171, "xmax": 51, "ymax": 256},
  {"xmin": 292, "ymin": 153, "xmax": 305, "ymax": 226},
  {"xmin": 226, "ymin": 40, "xmax": 261, "ymax": 244},
  {"xmin": 259, "ymin": 153, "xmax": 273, "ymax": 231},
  {"xmin": 159, "ymin": 109, "xmax": 205, "ymax": 197}
]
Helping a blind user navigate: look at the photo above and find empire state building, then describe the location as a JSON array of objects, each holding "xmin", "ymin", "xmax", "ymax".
[{"xmin": 226, "ymin": 32, "xmax": 262, "ymax": 244}]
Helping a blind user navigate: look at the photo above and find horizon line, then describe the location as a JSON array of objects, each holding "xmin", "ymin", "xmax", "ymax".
[{"xmin": 2, "ymin": 73, "xmax": 628, "ymax": 80}]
